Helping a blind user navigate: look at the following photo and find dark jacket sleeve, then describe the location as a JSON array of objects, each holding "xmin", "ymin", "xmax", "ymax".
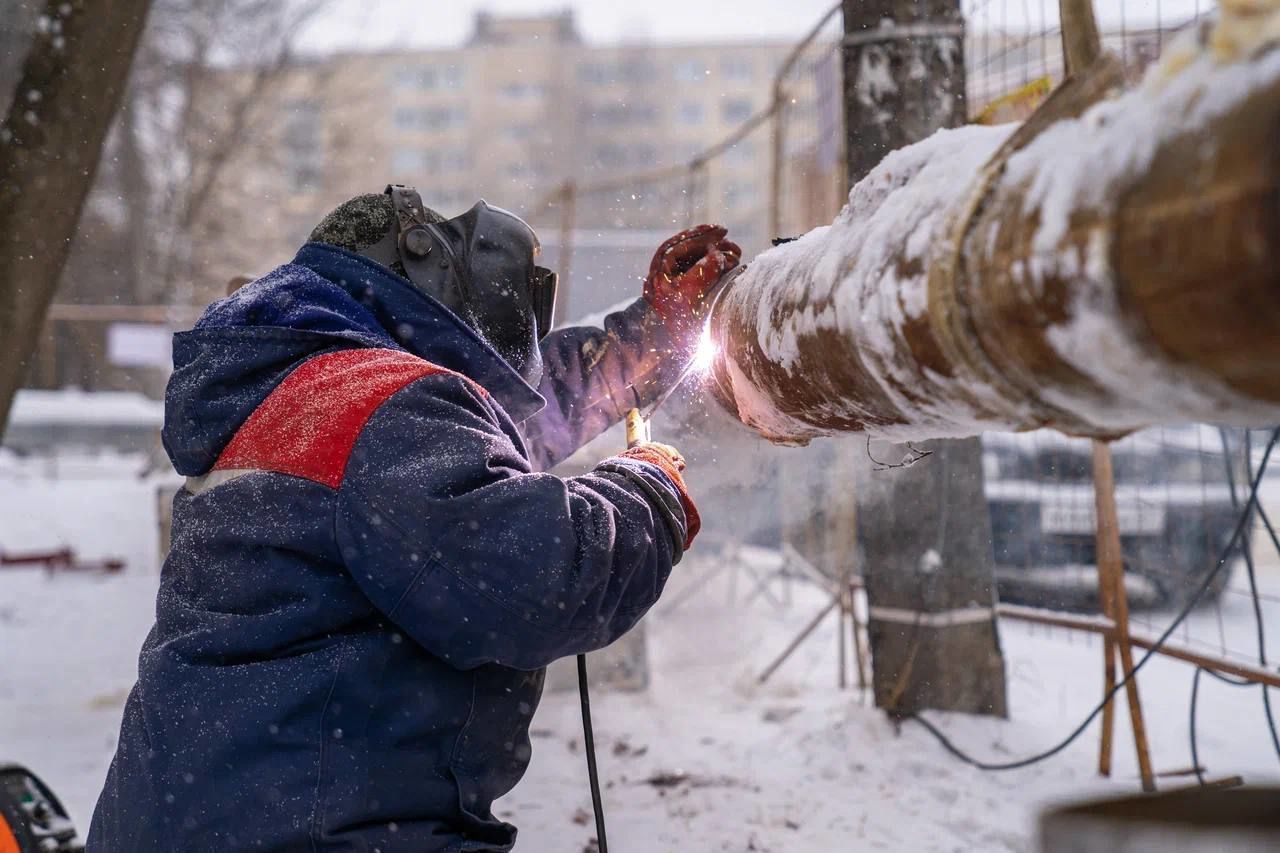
[
  {"xmin": 335, "ymin": 370, "xmax": 688, "ymax": 671},
  {"xmin": 520, "ymin": 298, "xmax": 693, "ymax": 472}
]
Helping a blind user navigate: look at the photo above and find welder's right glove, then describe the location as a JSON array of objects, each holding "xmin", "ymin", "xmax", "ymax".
[
  {"xmin": 597, "ymin": 442, "xmax": 701, "ymax": 551},
  {"xmin": 643, "ymin": 225, "xmax": 741, "ymax": 339}
]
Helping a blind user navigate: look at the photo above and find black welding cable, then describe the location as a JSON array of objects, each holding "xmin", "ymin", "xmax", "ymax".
[
  {"xmin": 1190, "ymin": 666, "xmax": 1206, "ymax": 786},
  {"xmin": 1201, "ymin": 668, "xmax": 1253, "ymax": 687},
  {"xmin": 577, "ymin": 653, "xmax": 608, "ymax": 853},
  {"xmin": 909, "ymin": 428, "xmax": 1280, "ymax": 772},
  {"xmin": 1186, "ymin": 428, "xmax": 1280, "ymax": 787},
  {"xmin": 1232, "ymin": 430, "xmax": 1280, "ymax": 763}
]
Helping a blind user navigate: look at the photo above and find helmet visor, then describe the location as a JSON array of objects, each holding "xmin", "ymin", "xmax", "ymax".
[{"xmin": 530, "ymin": 265, "xmax": 558, "ymax": 340}]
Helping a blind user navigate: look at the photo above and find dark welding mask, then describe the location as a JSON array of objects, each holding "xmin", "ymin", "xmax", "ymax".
[{"xmin": 362, "ymin": 185, "xmax": 557, "ymax": 385}]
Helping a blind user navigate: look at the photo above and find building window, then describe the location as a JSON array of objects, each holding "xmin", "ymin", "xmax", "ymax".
[
  {"xmin": 592, "ymin": 143, "xmax": 658, "ymax": 169},
  {"xmin": 721, "ymin": 56, "xmax": 754, "ymax": 83},
  {"xmin": 442, "ymin": 150, "xmax": 471, "ymax": 171},
  {"xmin": 593, "ymin": 144, "xmax": 625, "ymax": 168},
  {"xmin": 672, "ymin": 141, "xmax": 703, "ymax": 163},
  {"xmin": 579, "ymin": 59, "xmax": 656, "ymax": 85},
  {"xmin": 421, "ymin": 188, "xmax": 469, "ymax": 211},
  {"xmin": 393, "ymin": 105, "xmax": 468, "ymax": 131},
  {"xmin": 725, "ymin": 140, "xmax": 757, "ymax": 165},
  {"xmin": 579, "ymin": 62, "xmax": 609, "ymax": 85},
  {"xmin": 723, "ymin": 181, "xmax": 756, "ymax": 206},
  {"xmin": 722, "ymin": 97, "xmax": 754, "ymax": 123},
  {"xmin": 392, "ymin": 66, "xmax": 437, "ymax": 90},
  {"xmin": 582, "ymin": 101, "xmax": 657, "ymax": 127},
  {"xmin": 283, "ymin": 98, "xmax": 323, "ymax": 192},
  {"xmin": 391, "ymin": 147, "xmax": 471, "ymax": 175},
  {"xmin": 618, "ymin": 59, "xmax": 657, "ymax": 84},
  {"xmin": 501, "ymin": 81, "xmax": 547, "ymax": 100},
  {"xmin": 391, "ymin": 148, "xmax": 426, "ymax": 174},
  {"xmin": 505, "ymin": 161, "xmax": 547, "ymax": 179},
  {"xmin": 678, "ymin": 102, "xmax": 704, "ymax": 125},
  {"xmin": 393, "ymin": 64, "xmax": 464, "ymax": 91},
  {"xmin": 673, "ymin": 60, "xmax": 708, "ymax": 82}
]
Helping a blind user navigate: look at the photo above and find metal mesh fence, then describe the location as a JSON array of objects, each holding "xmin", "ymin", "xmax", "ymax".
[
  {"xmin": 966, "ymin": 0, "xmax": 1222, "ymax": 121},
  {"xmin": 535, "ymin": 0, "xmax": 1280, "ymax": 784}
]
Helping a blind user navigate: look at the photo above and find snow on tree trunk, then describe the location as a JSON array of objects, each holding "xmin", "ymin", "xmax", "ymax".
[{"xmin": 833, "ymin": 0, "xmax": 1006, "ymax": 719}]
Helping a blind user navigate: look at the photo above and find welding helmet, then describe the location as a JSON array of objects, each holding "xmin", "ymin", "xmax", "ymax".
[{"xmin": 361, "ymin": 184, "xmax": 557, "ymax": 385}]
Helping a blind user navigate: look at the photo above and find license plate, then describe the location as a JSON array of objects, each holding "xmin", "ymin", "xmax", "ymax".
[{"xmin": 1041, "ymin": 503, "xmax": 1166, "ymax": 535}]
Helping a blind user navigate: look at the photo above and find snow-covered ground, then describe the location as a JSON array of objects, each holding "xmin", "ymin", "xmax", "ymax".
[{"xmin": 1, "ymin": 474, "xmax": 1279, "ymax": 851}]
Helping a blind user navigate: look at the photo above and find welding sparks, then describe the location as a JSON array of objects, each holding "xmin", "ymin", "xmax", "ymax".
[
  {"xmin": 691, "ymin": 323, "xmax": 719, "ymax": 374},
  {"xmin": 641, "ymin": 323, "xmax": 721, "ymax": 421}
]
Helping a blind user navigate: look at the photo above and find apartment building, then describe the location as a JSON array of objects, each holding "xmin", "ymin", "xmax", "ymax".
[{"xmin": 193, "ymin": 11, "xmax": 815, "ymax": 318}]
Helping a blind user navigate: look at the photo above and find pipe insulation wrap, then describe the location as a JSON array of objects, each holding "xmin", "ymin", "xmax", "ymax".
[{"xmin": 708, "ymin": 36, "xmax": 1280, "ymax": 444}]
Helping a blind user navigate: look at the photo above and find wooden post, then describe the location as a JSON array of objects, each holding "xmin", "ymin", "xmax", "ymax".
[
  {"xmin": 1060, "ymin": 0, "xmax": 1104, "ymax": 74},
  {"xmin": 837, "ymin": 587, "xmax": 849, "ymax": 689},
  {"xmin": 553, "ymin": 180, "xmax": 576, "ymax": 328},
  {"xmin": 757, "ymin": 597, "xmax": 841, "ymax": 685},
  {"xmin": 1092, "ymin": 440, "xmax": 1157, "ymax": 792},
  {"xmin": 1097, "ymin": 525, "xmax": 1119, "ymax": 777},
  {"xmin": 850, "ymin": 582, "xmax": 869, "ymax": 690},
  {"xmin": 768, "ymin": 80, "xmax": 787, "ymax": 240},
  {"xmin": 1097, "ymin": 537, "xmax": 1119, "ymax": 777}
]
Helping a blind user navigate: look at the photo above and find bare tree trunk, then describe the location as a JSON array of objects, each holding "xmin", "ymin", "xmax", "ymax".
[
  {"xmin": 0, "ymin": 0, "xmax": 152, "ymax": 437},
  {"xmin": 841, "ymin": 0, "xmax": 1007, "ymax": 717}
]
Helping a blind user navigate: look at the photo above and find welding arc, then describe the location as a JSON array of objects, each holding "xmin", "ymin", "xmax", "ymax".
[
  {"xmin": 910, "ymin": 428, "xmax": 1280, "ymax": 772},
  {"xmin": 641, "ymin": 273, "xmax": 738, "ymax": 422}
]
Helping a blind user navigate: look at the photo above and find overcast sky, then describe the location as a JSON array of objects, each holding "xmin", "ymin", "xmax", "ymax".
[{"xmin": 298, "ymin": 1, "xmax": 1218, "ymax": 54}]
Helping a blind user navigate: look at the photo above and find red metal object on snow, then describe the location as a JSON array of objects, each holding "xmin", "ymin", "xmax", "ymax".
[{"xmin": 0, "ymin": 547, "xmax": 124, "ymax": 574}]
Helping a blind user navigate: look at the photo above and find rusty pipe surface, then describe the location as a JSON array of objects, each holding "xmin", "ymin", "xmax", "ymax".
[{"xmin": 708, "ymin": 38, "xmax": 1280, "ymax": 444}]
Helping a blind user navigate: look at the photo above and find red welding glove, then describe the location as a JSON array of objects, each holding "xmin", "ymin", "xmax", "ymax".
[
  {"xmin": 615, "ymin": 442, "xmax": 701, "ymax": 550},
  {"xmin": 643, "ymin": 225, "xmax": 742, "ymax": 339}
]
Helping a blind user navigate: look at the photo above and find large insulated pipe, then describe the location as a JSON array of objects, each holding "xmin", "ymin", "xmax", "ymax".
[{"xmin": 707, "ymin": 31, "xmax": 1280, "ymax": 444}]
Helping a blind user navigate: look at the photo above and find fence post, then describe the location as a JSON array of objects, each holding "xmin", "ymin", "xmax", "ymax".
[
  {"xmin": 768, "ymin": 80, "xmax": 787, "ymax": 240},
  {"xmin": 1098, "ymin": 528, "xmax": 1119, "ymax": 777},
  {"xmin": 1060, "ymin": 0, "xmax": 1103, "ymax": 74},
  {"xmin": 1092, "ymin": 439, "xmax": 1157, "ymax": 791},
  {"xmin": 554, "ymin": 180, "xmax": 576, "ymax": 328}
]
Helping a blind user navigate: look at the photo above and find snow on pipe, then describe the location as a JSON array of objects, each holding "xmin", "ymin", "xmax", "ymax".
[{"xmin": 706, "ymin": 17, "xmax": 1280, "ymax": 445}]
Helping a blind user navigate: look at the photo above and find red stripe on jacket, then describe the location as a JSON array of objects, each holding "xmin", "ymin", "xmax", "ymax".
[{"xmin": 213, "ymin": 348, "xmax": 459, "ymax": 489}]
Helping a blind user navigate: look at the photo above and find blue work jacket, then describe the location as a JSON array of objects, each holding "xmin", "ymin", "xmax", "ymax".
[{"xmin": 87, "ymin": 243, "xmax": 692, "ymax": 851}]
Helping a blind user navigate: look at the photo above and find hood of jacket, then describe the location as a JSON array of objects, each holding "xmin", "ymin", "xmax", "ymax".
[{"xmin": 163, "ymin": 242, "xmax": 546, "ymax": 476}]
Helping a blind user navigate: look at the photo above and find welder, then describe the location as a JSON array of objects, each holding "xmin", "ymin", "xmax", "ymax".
[{"xmin": 86, "ymin": 185, "xmax": 740, "ymax": 852}]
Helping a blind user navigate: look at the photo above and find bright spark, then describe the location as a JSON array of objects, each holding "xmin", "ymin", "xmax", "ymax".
[{"xmin": 691, "ymin": 324, "xmax": 718, "ymax": 374}]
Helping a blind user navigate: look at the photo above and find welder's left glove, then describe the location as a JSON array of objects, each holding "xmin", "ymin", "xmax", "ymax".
[
  {"xmin": 643, "ymin": 225, "xmax": 742, "ymax": 339},
  {"xmin": 605, "ymin": 442, "xmax": 701, "ymax": 550}
]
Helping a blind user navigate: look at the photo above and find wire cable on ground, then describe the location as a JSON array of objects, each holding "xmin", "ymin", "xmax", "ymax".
[
  {"xmin": 909, "ymin": 428, "xmax": 1280, "ymax": 773},
  {"xmin": 1191, "ymin": 665, "xmax": 1206, "ymax": 785},
  {"xmin": 577, "ymin": 653, "xmax": 608, "ymax": 853},
  {"xmin": 1236, "ymin": 430, "xmax": 1280, "ymax": 763},
  {"xmin": 1189, "ymin": 429, "xmax": 1280, "ymax": 785}
]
